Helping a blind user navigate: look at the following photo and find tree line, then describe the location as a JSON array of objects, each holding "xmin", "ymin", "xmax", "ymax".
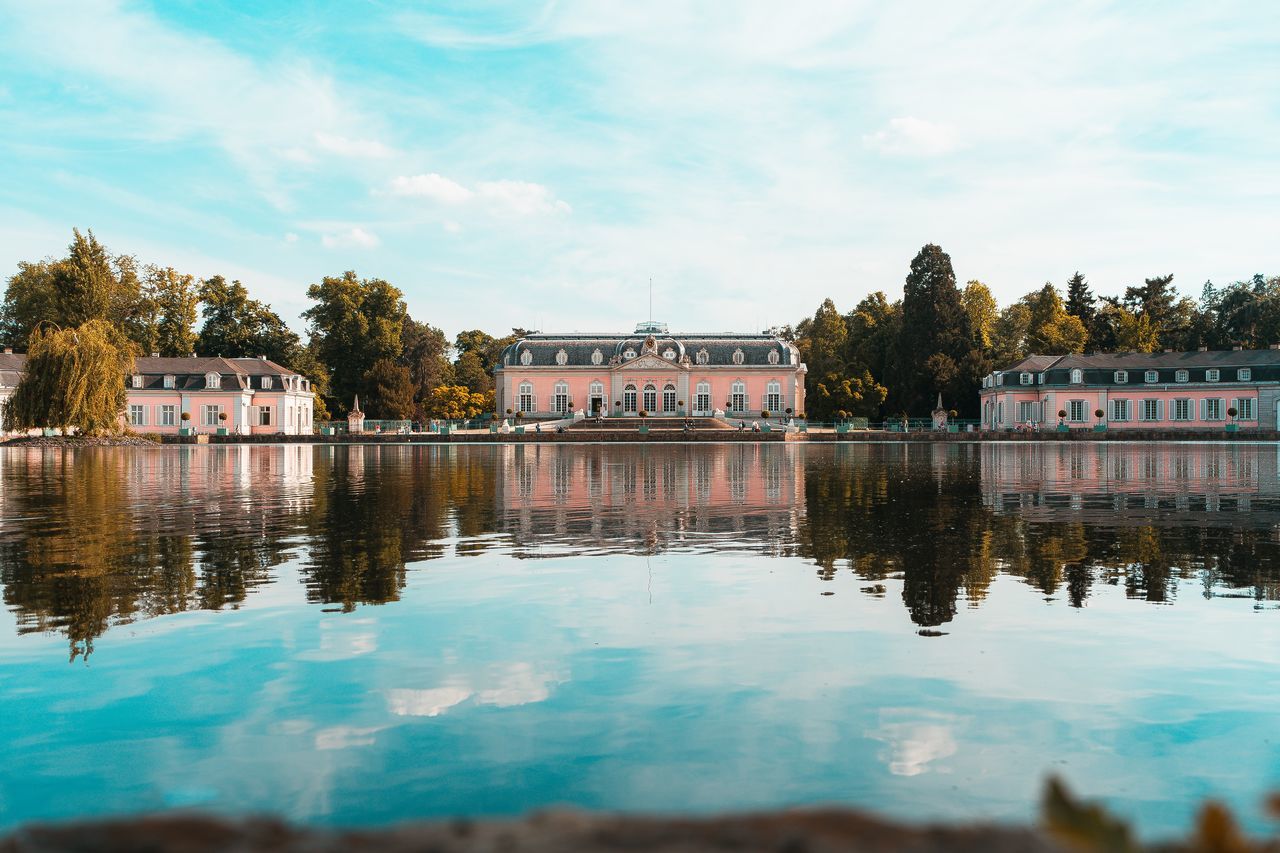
[
  {"xmin": 791, "ymin": 243, "xmax": 1279, "ymax": 421},
  {"xmin": 0, "ymin": 229, "xmax": 520, "ymax": 432}
]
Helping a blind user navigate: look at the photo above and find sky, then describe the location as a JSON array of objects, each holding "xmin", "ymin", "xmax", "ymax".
[{"xmin": 0, "ymin": 0, "xmax": 1277, "ymax": 339}]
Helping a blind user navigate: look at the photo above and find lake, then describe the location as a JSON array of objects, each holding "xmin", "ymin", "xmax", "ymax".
[{"xmin": 2, "ymin": 441, "xmax": 1279, "ymax": 838}]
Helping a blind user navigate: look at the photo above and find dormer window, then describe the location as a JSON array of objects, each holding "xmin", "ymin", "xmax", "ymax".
[
  {"xmin": 696, "ymin": 349, "xmax": 709, "ymax": 365},
  {"xmin": 131, "ymin": 374, "xmax": 143, "ymax": 389},
  {"xmin": 1019, "ymin": 372, "xmax": 1032, "ymax": 385},
  {"xmin": 624, "ymin": 348, "xmax": 636, "ymax": 360},
  {"xmin": 555, "ymin": 349, "xmax": 569, "ymax": 366},
  {"xmin": 1145, "ymin": 370, "xmax": 1158, "ymax": 383},
  {"xmin": 262, "ymin": 376, "xmax": 273, "ymax": 390},
  {"xmin": 1037, "ymin": 373, "xmax": 1045, "ymax": 384},
  {"xmin": 163, "ymin": 374, "xmax": 175, "ymax": 389},
  {"xmin": 591, "ymin": 349, "xmax": 603, "ymax": 366},
  {"xmin": 1114, "ymin": 371, "xmax": 1128, "ymax": 383},
  {"xmin": 731, "ymin": 348, "xmax": 745, "ymax": 365},
  {"xmin": 1206, "ymin": 368, "xmax": 1219, "ymax": 382},
  {"xmin": 1239, "ymin": 368, "xmax": 1252, "ymax": 381},
  {"xmin": 767, "ymin": 350, "xmax": 780, "ymax": 365},
  {"xmin": 520, "ymin": 350, "xmax": 533, "ymax": 366},
  {"xmin": 205, "ymin": 372, "xmax": 220, "ymax": 389},
  {"xmin": 662, "ymin": 348, "xmax": 676, "ymax": 360},
  {"xmin": 1070, "ymin": 369, "xmax": 1083, "ymax": 384},
  {"xmin": 1176, "ymin": 369, "xmax": 1188, "ymax": 382}
]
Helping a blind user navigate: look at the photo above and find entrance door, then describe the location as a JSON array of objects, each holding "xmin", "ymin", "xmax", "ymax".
[{"xmin": 590, "ymin": 397, "xmax": 603, "ymax": 414}]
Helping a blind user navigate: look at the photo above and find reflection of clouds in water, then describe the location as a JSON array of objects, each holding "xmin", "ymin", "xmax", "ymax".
[
  {"xmin": 866, "ymin": 709, "xmax": 960, "ymax": 777},
  {"xmin": 314, "ymin": 725, "xmax": 384, "ymax": 751},
  {"xmin": 296, "ymin": 619, "xmax": 378, "ymax": 661},
  {"xmin": 385, "ymin": 663, "xmax": 559, "ymax": 717}
]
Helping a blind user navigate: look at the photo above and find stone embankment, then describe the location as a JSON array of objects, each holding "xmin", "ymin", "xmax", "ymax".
[
  {"xmin": 0, "ymin": 435, "xmax": 160, "ymax": 448},
  {"xmin": 0, "ymin": 809, "xmax": 1070, "ymax": 853}
]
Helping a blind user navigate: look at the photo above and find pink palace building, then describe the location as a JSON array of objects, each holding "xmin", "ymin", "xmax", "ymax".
[
  {"xmin": 980, "ymin": 349, "xmax": 1280, "ymax": 431},
  {"xmin": 493, "ymin": 322, "xmax": 807, "ymax": 420},
  {"xmin": 0, "ymin": 350, "xmax": 315, "ymax": 436}
]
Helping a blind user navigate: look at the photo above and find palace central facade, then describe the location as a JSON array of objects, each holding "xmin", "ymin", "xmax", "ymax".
[{"xmin": 494, "ymin": 322, "xmax": 806, "ymax": 419}]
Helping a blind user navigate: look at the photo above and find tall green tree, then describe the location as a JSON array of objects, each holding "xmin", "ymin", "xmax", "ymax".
[
  {"xmin": 303, "ymin": 271, "xmax": 407, "ymax": 415},
  {"xmin": 361, "ymin": 358, "xmax": 416, "ymax": 419},
  {"xmin": 1064, "ymin": 271, "xmax": 1095, "ymax": 331},
  {"xmin": 400, "ymin": 318, "xmax": 454, "ymax": 417},
  {"xmin": 1022, "ymin": 284, "xmax": 1088, "ymax": 354},
  {"xmin": 196, "ymin": 276, "xmax": 302, "ymax": 364},
  {"xmin": 138, "ymin": 266, "xmax": 199, "ymax": 356},
  {"xmin": 895, "ymin": 244, "xmax": 975, "ymax": 415},
  {"xmin": 962, "ymin": 281, "xmax": 999, "ymax": 352},
  {"xmin": 3, "ymin": 320, "xmax": 135, "ymax": 435}
]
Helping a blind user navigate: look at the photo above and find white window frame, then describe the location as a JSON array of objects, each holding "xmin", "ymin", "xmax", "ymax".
[
  {"xmin": 131, "ymin": 374, "xmax": 143, "ymax": 389},
  {"xmin": 1175, "ymin": 370, "xmax": 1188, "ymax": 383},
  {"xmin": 1144, "ymin": 370, "xmax": 1158, "ymax": 384},
  {"xmin": 623, "ymin": 349, "xmax": 636, "ymax": 360},
  {"xmin": 1068, "ymin": 400, "xmax": 1086, "ymax": 423},
  {"xmin": 1114, "ymin": 371, "xmax": 1128, "ymax": 383},
  {"xmin": 202, "ymin": 404, "xmax": 222, "ymax": 426},
  {"xmin": 662, "ymin": 349, "xmax": 676, "ymax": 361},
  {"xmin": 1206, "ymin": 368, "xmax": 1220, "ymax": 382},
  {"xmin": 520, "ymin": 350, "xmax": 533, "ymax": 366},
  {"xmin": 695, "ymin": 381, "xmax": 711, "ymax": 414},
  {"xmin": 1239, "ymin": 368, "xmax": 1252, "ymax": 381},
  {"xmin": 730, "ymin": 380, "xmax": 747, "ymax": 412},
  {"xmin": 662, "ymin": 383, "xmax": 677, "ymax": 412},
  {"xmin": 555, "ymin": 349, "xmax": 568, "ymax": 366},
  {"xmin": 1070, "ymin": 369, "xmax": 1083, "ymax": 384},
  {"xmin": 1017, "ymin": 401, "xmax": 1036, "ymax": 423},
  {"xmin": 1204, "ymin": 398, "xmax": 1224, "ymax": 421},
  {"xmin": 205, "ymin": 372, "xmax": 221, "ymax": 389},
  {"xmin": 642, "ymin": 384, "xmax": 657, "ymax": 412},
  {"xmin": 591, "ymin": 349, "xmax": 603, "ymax": 366},
  {"xmin": 159, "ymin": 404, "xmax": 176, "ymax": 427},
  {"xmin": 163, "ymin": 374, "xmax": 175, "ymax": 389},
  {"xmin": 1172, "ymin": 398, "xmax": 1191, "ymax": 421},
  {"xmin": 588, "ymin": 380, "xmax": 604, "ymax": 408},
  {"xmin": 732, "ymin": 348, "xmax": 745, "ymax": 365},
  {"xmin": 552, "ymin": 381, "xmax": 570, "ymax": 414},
  {"xmin": 767, "ymin": 349, "xmax": 780, "ymax": 365},
  {"xmin": 765, "ymin": 381, "xmax": 781, "ymax": 413},
  {"xmin": 1110, "ymin": 399, "xmax": 1130, "ymax": 422},
  {"xmin": 623, "ymin": 383, "xmax": 638, "ymax": 412},
  {"xmin": 995, "ymin": 373, "xmax": 1004, "ymax": 386},
  {"xmin": 262, "ymin": 376, "xmax": 273, "ymax": 390},
  {"xmin": 1238, "ymin": 398, "xmax": 1256, "ymax": 420},
  {"xmin": 129, "ymin": 404, "xmax": 146, "ymax": 426},
  {"xmin": 258, "ymin": 406, "xmax": 272, "ymax": 426},
  {"xmin": 696, "ymin": 349, "xmax": 709, "ymax": 365},
  {"xmin": 1019, "ymin": 372, "xmax": 1032, "ymax": 385},
  {"xmin": 1140, "ymin": 399, "xmax": 1160, "ymax": 422},
  {"xmin": 517, "ymin": 382, "xmax": 535, "ymax": 413}
]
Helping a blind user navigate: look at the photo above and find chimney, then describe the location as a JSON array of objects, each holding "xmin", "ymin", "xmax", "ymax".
[{"xmin": 150, "ymin": 351, "xmax": 159, "ymax": 358}]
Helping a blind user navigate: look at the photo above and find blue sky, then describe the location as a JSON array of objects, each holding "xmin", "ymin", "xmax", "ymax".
[{"xmin": 0, "ymin": 1, "xmax": 1277, "ymax": 338}]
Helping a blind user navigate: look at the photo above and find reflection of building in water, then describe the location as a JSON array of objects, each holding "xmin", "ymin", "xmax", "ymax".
[
  {"xmin": 980, "ymin": 443, "xmax": 1280, "ymax": 528},
  {"xmin": 494, "ymin": 444, "xmax": 804, "ymax": 554}
]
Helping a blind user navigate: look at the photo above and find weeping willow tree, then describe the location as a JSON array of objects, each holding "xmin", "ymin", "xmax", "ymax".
[{"xmin": 4, "ymin": 320, "xmax": 135, "ymax": 435}]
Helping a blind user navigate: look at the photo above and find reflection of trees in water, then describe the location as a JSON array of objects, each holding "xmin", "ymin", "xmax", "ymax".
[{"xmin": 801, "ymin": 444, "xmax": 1280, "ymax": 627}]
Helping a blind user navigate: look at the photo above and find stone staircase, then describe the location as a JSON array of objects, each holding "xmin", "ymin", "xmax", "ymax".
[{"xmin": 566, "ymin": 416, "xmax": 734, "ymax": 432}]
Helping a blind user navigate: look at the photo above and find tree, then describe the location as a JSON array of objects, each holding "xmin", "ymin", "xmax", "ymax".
[
  {"xmin": 3, "ymin": 320, "xmax": 135, "ymax": 435},
  {"xmin": 196, "ymin": 276, "xmax": 302, "ymax": 364},
  {"xmin": 0, "ymin": 230, "xmax": 143, "ymax": 347},
  {"xmin": 138, "ymin": 266, "xmax": 198, "ymax": 356},
  {"xmin": 896, "ymin": 244, "xmax": 975, "ymax": 415},
  {"xmin": 1095, "ymin": 301, "xmax": 1159, "ymax": 352},
  {"xmin": 1064, "ymin": 271, "xmax": 1095, "ymax": 331},
  {"xmin": 361, "ymin": 358, "xmax": 415, "ymax": 419},
  {"xmin": 303, "ymin": 271, "xmax": 407, "ymax": 414},
  {"xmin": 426, "ymin": 384, "xmax": 491, "ymax": 420},
  {"xmin": 400, "ymin": 317, "xmax": 454, "ymax": 417},
  {"xmin": 1022, "ymin": 284, "xmax": 1087, "ymax": 354},
  {"xmin": 962, "ymin": 281, "xmax": 999, "ymax": 352}
]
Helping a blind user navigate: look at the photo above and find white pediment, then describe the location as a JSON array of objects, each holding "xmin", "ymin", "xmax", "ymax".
[{"xmin": 614, "ymin": 353, "xmax": 686, "ymax": 372}]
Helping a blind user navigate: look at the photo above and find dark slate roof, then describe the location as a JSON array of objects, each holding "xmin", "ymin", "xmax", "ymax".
[
  {"xmin": 501, "ymin": 333, "xmax": 797, "ymax": 368},
  {"xmin": 0, "ymin": 354, "xmax": 304, "ymax": 390},
  {"xmin": 999, "ymin": 354, "xmax": 1062, "ymax": 373},
  {"xmin": 998, "ymin": 349, "xmax": 1280, "ymax": 374}
]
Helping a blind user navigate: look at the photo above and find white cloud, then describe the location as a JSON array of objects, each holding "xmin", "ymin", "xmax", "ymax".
[
  {"xmin": 284, "ymin": 232, "xmax": 299, "ymax": 243},
  {"xmin": 321, "ymin": 227, "xmax": 380, "ymax": 249},
  {"xmin": 385, "ymin": 173, "xmax": 474, "ymax": 203},
  {"xmin": 314, "ymin": 132, "xmax": 393, "ymax": 159},
  {"xmin": 862, "ymin": 117, "xmax": 958, "ymax": 157},
  {"xmin": 477, "ymin": 180, "xmax": 572, "ymax": 215},
  {"xmin": 866, "ymin": 709, "xmax": 961, "ymax": 777}
]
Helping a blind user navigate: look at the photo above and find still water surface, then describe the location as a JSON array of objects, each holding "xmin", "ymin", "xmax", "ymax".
[{"xmin": 2, "ymin": 442, "xmax": 1280, "ymax": 836}]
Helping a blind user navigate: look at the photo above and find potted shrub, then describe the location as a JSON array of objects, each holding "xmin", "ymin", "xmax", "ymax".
[
  {"xmin": 761, "ymin": 409, "xmax": 771, "ymax": 419},
  {"xmin": 1093, "ymin": 408, "xmax": 1106, "ymax": 432},
  {"xmin": 836, "ymin": 409, "xmax": 851, "ymax": 434},
  {"xmin": 638, "ymin": 409, "xmax": 649, "ymax": 433},
  {"xmin": 180, "ymin": 411, "xmax": 192, "ymax": 435},
  {"xmin": 614, "ymin": 400, "xmax": 622, "ymax": 415},
  {"xmin": 1057, "ymin": 409, "xmax": 1069, "ymax": 432},
  {"xmin": 514, "ymin": 410, "xmax": 525, "ymax": 433},
  {"xmin": 216, "ymin": 410, "xmax": 229, "ymax": 436},
  {"xmin": 1226, "ymin": 406, "xmax": 1239, "ymax": 432},
  {"xmin": 948, "ymin": 409, "xmax": 960, "ymax": 433},
  {"xmin": 678, "ymin": 400, "xmax": 685, "ymax": 416}
]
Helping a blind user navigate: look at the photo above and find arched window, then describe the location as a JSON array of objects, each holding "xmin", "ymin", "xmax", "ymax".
[
  {"xmin": 589, "ymin": 380, "xmax": 604, "ymax": 412},
  {"xmin": 262, "ymin": 376, "xmax": 273, "ymax": 390},
  {"xmin": 765, "ymin": 380, "xmax": 781, "ymax": 413},
  {"xmin": 623, "ymin": 348, "xmax": 636, "ymax": 360},
  {"xmin": 520, "ymin": 349, "xmax": 533, "ymax": 366},
  {"xmin": 696, "ymin": 349, "xmax": 709, "ymax": 365},
  {"xmin": 556, "ymin": 349, "xmax": 568, "ymax": 366},
  {"xmin": 591, "ymin": 349, "xmax": 603, "ymax": 365},
  {"xmin": 623, "ymin": 383, "xmax": 638, "ymax": 412},
  {"xmin": 663, "ymin": 383, "xmax": 677, "ymax": 412},
  {"xmin": 518, "ymin": 381, "xmax": 535, "ymax": 413},
  {"xmin": 205, "ymin": 372, "xmax": 221, "ymax": 389},
  {"xmin": 695, "ymin": 381, "xmax": 711, "ymax": 414},
  {"xmin": 662, "ymin": 348, "xmax": 676, "ymax": 360},
  {"xmin": 730, "ymin": 380, "xmax": 747, "ymax": 412},
  {"xmin": 642, "ymin": 383, "xmax": 657, "ymax": 412},
  {"xmin": 732, "ymin": 348, "xmax": 745, "ymax": 365},
  {"xmin": 767, "ymin": 349, "xmax": 780, "ymax": 365},
  {"xmin": 552, "ymin": 381, "xmax": 570, "ymax": 413},
  {"xmin": 1070, "ymin": 368, "xmax": 1082, "ymax": 384}
]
